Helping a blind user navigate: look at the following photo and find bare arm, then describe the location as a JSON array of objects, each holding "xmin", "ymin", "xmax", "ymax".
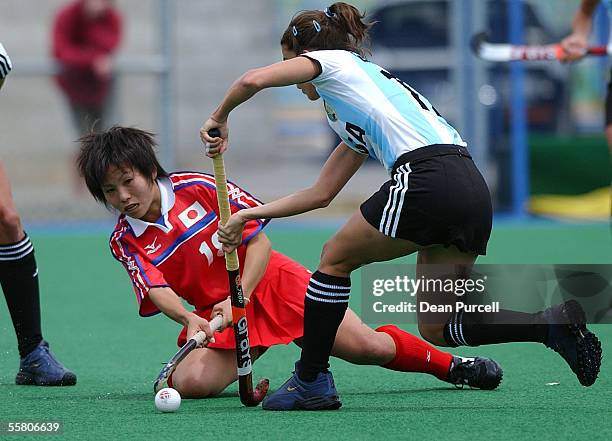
[
  {"xmin": 241, "ymin": 232, "xmax": 272, "ymax": 298},
  {"xmin": 573, "ymin": 0, "xmax": 600, "ymax": 35},
  {"xmin": 241, "ymin": 143, "xmax": 365, "ymax": 220},
  {"xmin": 212, "ymin": 57, "xmax": 318, "ymax": 123},
  {"xmin": 561, "ymin": 0, "xmax": 600, "ymax": 61},
  {"xmin": 148, "ymin": 287, "xmax": 193, "ymax": 325},
  {"xmin": 211, "ymin": 232, "xmax": 272, "ymax": 329},
  {"xmin": 148, "ymin": 287, "xmax": 213, "ymax": 341},
  {"xmin": 200, "ymin": 56, "xmax": 319, "ymax": 146},
  {"xmin": 216, "ymin": 143, "xmax": 368, "ymax": 250}
]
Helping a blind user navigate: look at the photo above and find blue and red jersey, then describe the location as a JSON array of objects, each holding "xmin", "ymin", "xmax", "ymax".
[{"xmin": 109, "ymin": 172, "xmax": 268, "ymax": 317}]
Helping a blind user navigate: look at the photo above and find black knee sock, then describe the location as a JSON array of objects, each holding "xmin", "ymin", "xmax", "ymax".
[
  {"xmin": 0, "ymin": 234, "xmax": 43, "ymax": 357},
  {"xmin": 299, "ymin": 271, "xmax": 350, "ymax": 382},
  {"xmin": 443, "ymin": 309, "xmax": 548, "ymax": 347}
]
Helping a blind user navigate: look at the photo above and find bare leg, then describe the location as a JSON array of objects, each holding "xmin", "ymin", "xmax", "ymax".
[
  {"xmin": 172, "ymin": 346, "xmax": 264, "ymax": 398},
  {"xmin": 315, "ymin": 211, "xmax": 475, "ymax": 349},
  {"xmin": 0, "ymin": 164, "xmax": 75, "ymax": 384},
  {"xmin": 416, "ymin": 246, "xmax": 477, "ymax": 346},
  {"xmin": 0, "ymin": 162, "xmax": 24, "ymax": 243},
  {"xmin": 605, "ymin": 124, "xmax": 612, "ymax": 160},
  {"xmin": 330, "ymin": 309, "xmax": 463, "ymax": 382},
  {"xmin": 318, "ymin": 210, "xmax": 424, "ymax": 276},
  {"xmin": 298, "ymin": 210, "xmax": 424, "ymax": 380},
  {"xmin": 330, "ymin": 309, "xmax": 395, "ymax": 365}
]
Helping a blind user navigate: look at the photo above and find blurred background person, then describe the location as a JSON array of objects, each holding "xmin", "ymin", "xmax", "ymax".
[
  {"xmin": 561, "ymin": 0, "xmax": 612, "ymax": 159},
  {"xmin": 52, "ymin": 0, "xmax": 122, "ymax": 136},
  {"xmin": 525, "ymin": 0, "xmax": 611, "ymax": 220}
]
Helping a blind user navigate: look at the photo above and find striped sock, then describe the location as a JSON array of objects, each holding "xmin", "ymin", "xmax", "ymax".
[
  {"xmin": 299, "ymin": 271, "xmax": 351, "ymax": 381},
  {"xmin": 443, "ymin": 311, "xmax": 467, "ymax": 347},
  {"xmin": 443, "ymin": 309, "xmax": 548, "ymax": 347},
  {"xmin": 0, "ymin": 234, "xmax": 43, "ymax": 357},
  {"xmin": 0, "ymin": 234, "xmax": 34, "ymax": 261}
]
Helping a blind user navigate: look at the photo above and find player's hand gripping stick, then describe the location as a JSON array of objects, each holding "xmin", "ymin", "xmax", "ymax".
[
  {"xmin": 208, "ymin": 128, "xmax": 269, "ymax": 406},
  {"xmin": 154, "ymin": 314, "xmax": 224, "ymax": 393}
]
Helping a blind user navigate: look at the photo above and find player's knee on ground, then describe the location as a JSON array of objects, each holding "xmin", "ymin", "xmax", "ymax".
[
  {"xmin": 0, "ymin": 206, "xmax": 22, "ymax": 240},
  {"xmin": 418, "ymin": 323, "xmax": 448, "ymax": 347},
  {"xmin": 171, "ymin": 369, "xmax": 227, "ymax": 399}
]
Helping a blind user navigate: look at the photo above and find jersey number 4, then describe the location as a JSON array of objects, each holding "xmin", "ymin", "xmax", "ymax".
[{"xmin": 345, "ymin": 122, "xmax": 368, "ymax": 154}]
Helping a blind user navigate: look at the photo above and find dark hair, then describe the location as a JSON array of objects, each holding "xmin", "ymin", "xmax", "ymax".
[
  {"xmin": 280, "ymin": 2, "xmax": 374, "ymax": 57},
  {"xmin": 76, "ymin": 126, "xmax": 168, "ymax": 204}
]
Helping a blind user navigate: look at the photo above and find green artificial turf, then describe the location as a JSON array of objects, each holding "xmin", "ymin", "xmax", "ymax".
[{"xmin": 0, "ymin": 223, "xmax": 610, "ymax": 440}]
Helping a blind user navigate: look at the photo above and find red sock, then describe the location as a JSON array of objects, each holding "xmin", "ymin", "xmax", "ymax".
[{"xmin": 376, "ymin": 325, "xmax": 453, "ymax": 381}]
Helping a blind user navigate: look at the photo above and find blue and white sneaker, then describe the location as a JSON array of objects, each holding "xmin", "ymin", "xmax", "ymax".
[
  {"xmin": 262, "ymin": 362, "xmax": 341, "ymax": 411},
  {"xmin": 15, "ymin": 340, "xmax": 77, "ymax": 386}
]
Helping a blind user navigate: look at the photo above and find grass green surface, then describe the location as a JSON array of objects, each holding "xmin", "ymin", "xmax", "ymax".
[{"xmin": 1, "ymin": 223, "xmax": 611, "ymax": 440}]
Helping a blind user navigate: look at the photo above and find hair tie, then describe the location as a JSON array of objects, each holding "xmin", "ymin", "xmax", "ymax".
[
  {"xmin": 313, "ymin": 20, "xmax": 321, "ymax": 33},
  {"xmin": 324, "ymin": 7, "xmax": 337, "ymax": 18},
  {"xmin": 292, "ymin": 25, "xmax": 298, "ymax": 37}
]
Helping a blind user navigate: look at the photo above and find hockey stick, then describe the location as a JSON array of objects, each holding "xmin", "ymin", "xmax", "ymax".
[
  {"xmin": 154, "ymin": 314, "xmax": 224, "ymax": 393},
  {"xmin": 208, "ymin": 128, "xmax": 269, "ymax": 407},
  {"xmin": 471, "ymin": 31, "xmax": 610, "ymax": 62}
]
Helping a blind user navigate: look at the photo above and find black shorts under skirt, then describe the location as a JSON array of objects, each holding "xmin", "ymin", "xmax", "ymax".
[{"xmin": 360, "ymin": 144, "xmax": 493, "ymax": 255}]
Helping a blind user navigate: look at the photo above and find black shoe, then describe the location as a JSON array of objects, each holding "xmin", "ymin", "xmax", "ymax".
[
  {"xmin": 447, "ymin": 356, "xmax": 503, "ymax": 390},
  {"xmin": 542, "ymin": 300, "xmax": 602, "ymax": 387}
]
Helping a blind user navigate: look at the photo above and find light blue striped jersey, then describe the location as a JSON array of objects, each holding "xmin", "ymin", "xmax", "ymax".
[{"xmin": 303, "ymin": 50, "xmax": 465, "ymax": 174}]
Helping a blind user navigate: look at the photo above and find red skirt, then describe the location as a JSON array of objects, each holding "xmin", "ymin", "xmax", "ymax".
[{"xmin": 176, "ymin": 251, "xmax": 310, "ymax": 348}]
